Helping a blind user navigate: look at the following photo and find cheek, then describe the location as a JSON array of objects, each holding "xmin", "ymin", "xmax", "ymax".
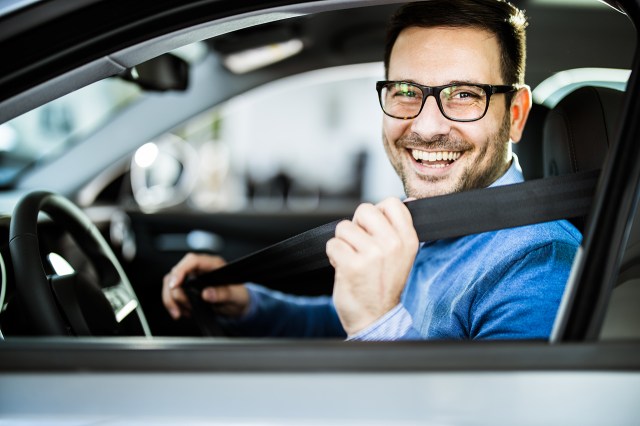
[
  {"xmin": 462, "ymin": 115, "xmax": 506, "ymax": 155},
  {"xmin": 382, "ymin": 116, "xmax": 408, "ymax": 142}
]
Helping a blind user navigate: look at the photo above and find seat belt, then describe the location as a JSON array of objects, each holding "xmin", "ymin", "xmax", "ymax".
[{"xmin": 186, "ymin": 169, "xmax": 599, "ymax": 294}]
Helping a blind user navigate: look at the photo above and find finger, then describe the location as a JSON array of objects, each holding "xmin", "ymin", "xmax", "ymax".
[
  {"xmin": 168, "ymin": 253, "xmax": 227, "ymax": 289},
  {"xmin": 351, "ymin": 203, "xmax": 396, "ymax": 238},
  {"xmin": 162, "ymin": 277, "xmax": 191, "ymax": 319},
  {"xmin": 334, "ymin": 219, "xmax": 374, "ymax": 253},
  {"xmin": 326, "ymin": 236, "xmax": 356, "ymax": 267},
  {"xmin": 202, "ymin": 286, "xmax": 226, "ymax": 304},
  {"xmin": 202, "ymin": 285, "xmax": 250, "ymax": 317},
  {"xmin": 162, "ymin": 273, "xmax": 179, "ymax": 317},
  {"xmin": 376, "ymin": 197, "xmax": 417, "ymax": 241}
]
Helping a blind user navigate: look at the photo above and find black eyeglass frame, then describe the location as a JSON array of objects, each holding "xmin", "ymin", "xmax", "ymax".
[{"xmin": 376, "ymin": 80, "xmax": 519, "ymax": 122}]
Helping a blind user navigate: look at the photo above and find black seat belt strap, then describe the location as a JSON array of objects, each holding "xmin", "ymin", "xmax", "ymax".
[{"xmin": 187, "ymin": 169, "xmax": 599, "ymax": 292}]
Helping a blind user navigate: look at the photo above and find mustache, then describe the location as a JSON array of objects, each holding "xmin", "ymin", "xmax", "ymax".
[{"xmin": 398, "ymin": 132, "xmax": 472, "ymax": 151}]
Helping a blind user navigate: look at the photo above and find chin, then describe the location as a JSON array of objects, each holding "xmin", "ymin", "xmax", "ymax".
[{"xmin": 406, "ymin": 181, "xmax": 458, "ymax": 199}]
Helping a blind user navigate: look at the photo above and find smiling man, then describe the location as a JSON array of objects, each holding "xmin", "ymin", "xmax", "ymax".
[
  {"xmin": 163, "ymin": 0, "xmax": 582, "ymax": 340},
  {"xmin": 381, "ymin": 25, "xmax": 520, "ymax": 198}
]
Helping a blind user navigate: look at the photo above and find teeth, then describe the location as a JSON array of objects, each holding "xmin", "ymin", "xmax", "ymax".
[{"xmin": 411, "ymin": 150, "xmax": 461, "ymax": 162}]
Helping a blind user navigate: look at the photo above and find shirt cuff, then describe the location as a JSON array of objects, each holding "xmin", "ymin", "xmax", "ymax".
[
  {"xmin": 346, "ymin": 304, "xmax": 414, "ymax": 341},
  {"xmin": 236, "ymin": 283, "xmax": 261, "ymax": 322}
]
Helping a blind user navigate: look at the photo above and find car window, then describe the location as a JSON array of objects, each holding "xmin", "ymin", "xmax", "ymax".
[
  {"xmin": 2, "ymin": 0, "xmax": 640, "ymax": 423},
  {"xmin": 0, "ymin": 79, "xmax": 140, "ymax": 186},
  {"xmin": 0, "ymin": 0, "xmax": 637, "ymax": 343},
  {"xmin": 129, "ymin": 63, "xmax": 404, "ymax": 213}
]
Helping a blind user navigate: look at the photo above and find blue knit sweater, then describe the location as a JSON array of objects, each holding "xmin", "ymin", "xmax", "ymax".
[{"xmin": 227, "ymin": 157, "xmax": 581, "ymax": 340}]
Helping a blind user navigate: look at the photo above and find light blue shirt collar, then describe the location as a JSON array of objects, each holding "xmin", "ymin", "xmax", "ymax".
[{"xmin": 488, "ymin": 153, "xmax": 524, "ymax": 188}]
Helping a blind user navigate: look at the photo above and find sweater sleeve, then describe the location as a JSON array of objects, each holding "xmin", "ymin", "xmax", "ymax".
[
  {"xmin": 221, "ymin": 284, "xmax": 346, "ymax": 338},
  {"xmin": 350, "ymin": 240, "xmax": 578, "ymax": 341}
]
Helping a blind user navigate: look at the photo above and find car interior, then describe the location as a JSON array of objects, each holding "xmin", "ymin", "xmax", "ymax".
[
  {"xmin": 0, "ymin": 0, "xmax": 637, "ymax": 341},
  {"xmin": 2, "ymin": 0, "xmax": 640, "ymax": 423},
  {"xmin": 537, "ymin": 84, "xmax": 640, "ymax": 339}
]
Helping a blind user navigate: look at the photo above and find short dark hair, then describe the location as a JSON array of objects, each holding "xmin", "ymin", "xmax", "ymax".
[{"xmin": 384, "ymin": 0, "xmax": 528, "ymax": 86}]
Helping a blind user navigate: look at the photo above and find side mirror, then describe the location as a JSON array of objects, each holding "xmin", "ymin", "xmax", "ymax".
[{"xmin": 120, "ymin": 53, "xmax": 189, "ymax": 92}]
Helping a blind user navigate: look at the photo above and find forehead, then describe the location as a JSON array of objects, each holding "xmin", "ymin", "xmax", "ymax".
[{"xmin": 388, "ymin": 26, "xmax": 503, "ymax": 85}]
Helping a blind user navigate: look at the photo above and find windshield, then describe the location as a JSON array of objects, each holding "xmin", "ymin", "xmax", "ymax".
[{"xmin": 0, "ymin": 78, "xmax": 140, "ymax": 187}]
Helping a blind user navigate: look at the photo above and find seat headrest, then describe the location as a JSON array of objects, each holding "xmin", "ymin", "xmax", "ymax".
[
  {"xmin": 543, "ymin": 86, "xmax": 624, "ymax": 177},
  {"xmin": 514, "ymin": 103, "xmax": 548, "ymax": 180}
]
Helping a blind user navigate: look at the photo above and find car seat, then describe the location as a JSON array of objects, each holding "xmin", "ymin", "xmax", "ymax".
[
  {"xmin": 542, "ymin": 85, "xmax": 623, "ymax": 232},
  {"xmin": 541, "ymin": 85, "xmax": 639, "ymax": 339},
  {"xmin": 543, "ymin": 86, "xmax": 621, "ymax": 177},
  {"xmin": 513, "ymin": 102, "xmax": 548, "ymax": 180}
]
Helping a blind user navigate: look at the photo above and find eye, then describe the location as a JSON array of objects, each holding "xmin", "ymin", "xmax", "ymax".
[
  {"xmin": 390, "ymin": 83, "xmax": 420, "ymax": 98},
  {"xmin": 445, "ymin": 85, "xmax": 485, "ymax": 100}
]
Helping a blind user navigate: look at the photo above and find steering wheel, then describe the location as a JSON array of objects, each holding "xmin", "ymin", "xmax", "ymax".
[{"xmin": 9, "ymin": 191, "xmax": 151, "ymax": 337}]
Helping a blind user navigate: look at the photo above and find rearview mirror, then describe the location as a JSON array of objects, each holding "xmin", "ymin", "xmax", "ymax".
[{"xmin": 120, "ymin": 53, "xmax": 189, "ymax": 92}]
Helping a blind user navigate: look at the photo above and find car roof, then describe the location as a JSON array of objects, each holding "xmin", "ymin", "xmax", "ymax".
[{"xmin": 0, "ymin": 0, "xmax": 635, "ymax": 124}]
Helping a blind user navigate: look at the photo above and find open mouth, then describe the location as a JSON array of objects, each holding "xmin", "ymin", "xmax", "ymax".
[{"xmin": 410, "ymin": 149, "xmax": 462, "ymax": 169}]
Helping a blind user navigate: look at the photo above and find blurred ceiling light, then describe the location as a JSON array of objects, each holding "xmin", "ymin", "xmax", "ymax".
[
  {"xmin": 134, "ymin": 142, "xmax": 159, "ymax": 168},
  {"xmin": 223, "ymin": 39, "xmax": 304, "ymax": 74}
]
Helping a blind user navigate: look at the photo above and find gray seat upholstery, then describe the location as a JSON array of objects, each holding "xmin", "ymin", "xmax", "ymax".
[
  {"xmin": 514, "ymin": 102, "xmax": 548, "ymax": 180},
  {"xmin": 542, "ymin": 86, "xmax": 624, "ymax": 232},
  {"xmin": 541, "ymin": 85, "xmax": 639, "ymax": 340},
  {"xmin": 543, "ymin": 85, "xmax": 623, "ymax": 177}
]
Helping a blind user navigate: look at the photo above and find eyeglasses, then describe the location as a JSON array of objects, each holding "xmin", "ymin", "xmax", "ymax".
[{"xmin": 376, "ymin": 81, "xmax": 518, "ymax": 122}]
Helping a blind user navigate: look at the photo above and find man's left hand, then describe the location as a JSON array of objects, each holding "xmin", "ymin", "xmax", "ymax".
[{"xmin": 326, "ymin": 197, "xmax": 419, "ymax": 336}]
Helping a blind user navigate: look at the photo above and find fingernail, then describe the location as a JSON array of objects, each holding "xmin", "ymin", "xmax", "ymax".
[{"xmin": 170, "ymin": 308, "xmax": 180, "ymax": 319}]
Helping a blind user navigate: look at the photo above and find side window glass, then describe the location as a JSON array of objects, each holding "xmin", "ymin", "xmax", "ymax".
[{"xmin": 130, "ymin": 64, "xmax": 404, "ymax": 213}]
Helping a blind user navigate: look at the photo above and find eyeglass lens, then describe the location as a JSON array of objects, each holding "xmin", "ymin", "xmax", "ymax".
[{"xmin": 380, "ymin": 82, "xmax": 488, "ymax": 120}]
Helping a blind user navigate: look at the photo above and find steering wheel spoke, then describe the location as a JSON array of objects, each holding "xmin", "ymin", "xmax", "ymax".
[
  {"xmin": 103, "ymin": 282, "xmax": 139, "ymax": 323},
  {"xmin": 9, "ymin": 191, "xmax": 151, "ymax": 337}
]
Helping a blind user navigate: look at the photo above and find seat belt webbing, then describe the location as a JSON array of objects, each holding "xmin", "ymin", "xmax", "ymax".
[{"xmin": 187, "ymin": 169, "xmax": 599, "ymax": 292}]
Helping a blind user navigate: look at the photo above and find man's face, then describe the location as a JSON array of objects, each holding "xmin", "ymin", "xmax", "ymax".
[{"xmin": 383, "ymin": 26, "xmax": 514, "ymax": 198}]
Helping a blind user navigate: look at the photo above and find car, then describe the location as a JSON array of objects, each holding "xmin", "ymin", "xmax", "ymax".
[{"xmin": 0, "ymin": 0, "xmax": 639, "ymax": 423}]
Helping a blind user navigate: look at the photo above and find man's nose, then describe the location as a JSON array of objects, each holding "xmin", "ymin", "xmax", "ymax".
[{"xmin": 409, "ymin": 96, "xmax": 452, "ymax": 138}]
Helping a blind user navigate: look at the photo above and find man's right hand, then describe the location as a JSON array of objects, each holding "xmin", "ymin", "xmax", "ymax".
[{"xmin": 161, "ymin": 253, "xmax": 249, "ymax": 320}]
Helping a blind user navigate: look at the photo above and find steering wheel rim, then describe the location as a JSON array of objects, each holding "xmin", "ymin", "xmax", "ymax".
[{"xmin": 9, "ymin": 191, "xmax": 151, "ymax": 337}]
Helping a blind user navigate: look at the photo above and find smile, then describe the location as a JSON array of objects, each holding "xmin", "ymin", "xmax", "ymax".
[{"xmin": 410, "ymin": 149, "xmax": 462, "ymax": 168}]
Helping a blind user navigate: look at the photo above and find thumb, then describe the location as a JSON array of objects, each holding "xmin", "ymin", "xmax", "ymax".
[
  {"xmin": 202, "ymin": 286, "xmax": 240, "ymax": 304},
  {"xmin": 202, "ymin": 287, "xmax": 224, "ymax": 303},
  {"xmin": 201, "ymin": 285, "xmax": 249, "ymax": 318}
]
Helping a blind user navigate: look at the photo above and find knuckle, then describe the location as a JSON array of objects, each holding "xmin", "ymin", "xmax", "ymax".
[
  {"xmin": 209, "ymin": 255, "xmax": 225, "ymax": 266},
  {"xmin": 184, "ymin": 252, "xmax": 198, "ymax": 263},
  {"xmin": 380, "ymin": 196, "xmax": 396, "ymax": 206},
  {"xmin": 326, "ymin": 237, "xmax": 336, "ymax": 250},
  {"xmin": 354, "ymin": 202, "xmax": 374, "ymax": 217},
  {"xmin": 334, "ymin": 220, "xmax": 351, "ymax": 236}
]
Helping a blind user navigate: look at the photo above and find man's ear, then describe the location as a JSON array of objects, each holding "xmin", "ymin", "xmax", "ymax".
[{"xmin": 508, "ymin": 85, "xmax": 532, "ymax": 144}]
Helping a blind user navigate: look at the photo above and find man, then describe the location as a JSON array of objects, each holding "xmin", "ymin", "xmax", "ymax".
[{"xmin": 162, "ymin": 0, "xmax": 581, "ymax": 340}]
